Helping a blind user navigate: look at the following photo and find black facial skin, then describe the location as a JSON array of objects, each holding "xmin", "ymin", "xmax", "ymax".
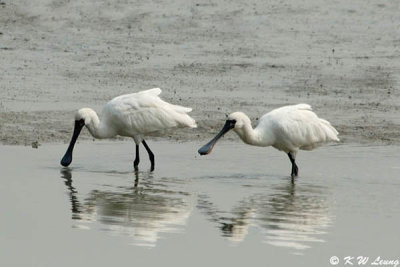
[
  {"xmin": 60, "ymin": 119, "xmax": 85, "ymax": 167},
  {"xmin": 198, "ymin": 119, "xmax": 236, "ymax": 155}
]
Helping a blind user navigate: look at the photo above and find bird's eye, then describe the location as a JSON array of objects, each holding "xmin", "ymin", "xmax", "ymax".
[
  {"xmin": 76, "ymin": 118, "xmax": 85, "ymax": 126},
  {"xmin": 227, "ymin": 119, "xmax": 236, "ymax": 126}
]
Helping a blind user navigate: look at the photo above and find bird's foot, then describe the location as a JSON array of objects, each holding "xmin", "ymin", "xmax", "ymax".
[
  {"xmin": 291, "ymin": 164, "xmax": 298, "ymax": 177},
  {"xmin": 290, "ymin": 171, "xmax": 299, "ymax": 184}
]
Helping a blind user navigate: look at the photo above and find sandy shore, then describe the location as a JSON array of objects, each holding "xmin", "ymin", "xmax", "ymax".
[{"xmin": 1, "ymin": 0, "xmax": 399, "ymax": 145}]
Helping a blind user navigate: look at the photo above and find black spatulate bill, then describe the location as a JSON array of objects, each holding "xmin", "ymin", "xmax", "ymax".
[
  {"xmin": 198, "ymin": 119, "xmax": 236, "ymax": 155},
  {"xmin": 60, "ymin": 119, "xmax": 85, "ymax": 167}
]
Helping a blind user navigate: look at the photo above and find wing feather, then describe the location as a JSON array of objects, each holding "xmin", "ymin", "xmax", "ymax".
[
  {"xmin": 101, "ymin": 89, "xmax": 196, "ymax": 137},
  {"xmin": 267, "ymin": 104, "xmax": 339, "ymax": 151}
]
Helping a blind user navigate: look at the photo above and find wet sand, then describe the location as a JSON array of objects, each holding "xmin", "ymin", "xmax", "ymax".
[
  {"xmin": 0, "ymin": 141, "xmax": 399, "ymax": 266},
  {"xmin": 1, "ymin": 0, "xmax": 400, "ymax": 145}
]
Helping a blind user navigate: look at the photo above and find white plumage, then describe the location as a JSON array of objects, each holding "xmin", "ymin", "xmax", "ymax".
[
  {"xmin": 253, "ymin": 104, "xmax": 339, "ymax": 152},
  {"xmin": 80, "ymin": 88, "xmax": 196, "ymax": 142},
  {"xmin": 198, "ymin": 104, "xmax": 339, "ymax": 177},
  {"xmin": 61, "ymin": 88, "xmax": 196, "ymax": 170}
]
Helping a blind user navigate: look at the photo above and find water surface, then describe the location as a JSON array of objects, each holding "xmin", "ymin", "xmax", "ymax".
[{"xmin": 0, "ymin": 141, "xmax": 399, "ymax": 266}]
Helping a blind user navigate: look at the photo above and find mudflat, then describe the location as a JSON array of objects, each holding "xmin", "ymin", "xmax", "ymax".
[{"xmin": 1, "ymin": 0, "xmax": 399, "ymax": 145}]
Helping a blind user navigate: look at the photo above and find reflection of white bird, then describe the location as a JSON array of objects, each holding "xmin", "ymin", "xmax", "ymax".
[
  {"xmin": 61, "ymin": 170, "xmax": 193, "ymax": 247},
  {"xmin": 84, "ymin": 189, "xmax": 193, "ymax": 247},
  {"xmin": 198, "ymin": 104, "xmax": 339, "ymax": 177},
  {"xmin": 198, "ymin": 182, "xmax": 332, "ymax": 251},
  {"xmin": 61, "ymin": 88, "xmax": 197, "ymax": 170}
]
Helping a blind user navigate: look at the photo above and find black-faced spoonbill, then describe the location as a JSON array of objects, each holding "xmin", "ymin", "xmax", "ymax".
[
  {"xmin": 61, "ymin": 88, "xmax": 197, "ymax": 170},
  {"xmin": 198, "ymin": 104, "xmax": 339, "ymax": 177}
]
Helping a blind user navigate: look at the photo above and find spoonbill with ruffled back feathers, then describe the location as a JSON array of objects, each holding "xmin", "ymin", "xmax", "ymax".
[
  {"xmin": 61, "ymin": 88, "xmax": 197, "ymax": 171},
  {"xmin": 198, "ymin": 104, "xmax": 339, "ymax": 178}
]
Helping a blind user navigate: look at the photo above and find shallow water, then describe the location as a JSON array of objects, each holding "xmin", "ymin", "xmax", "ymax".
[{"xmin": 1, "ymin": 141, "xmax": 399, "ymax": 266}]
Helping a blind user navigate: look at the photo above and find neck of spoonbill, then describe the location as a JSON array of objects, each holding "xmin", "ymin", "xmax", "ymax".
[
  {"xmin": 233, "ymin": 119, "xmax": 274, "ymax": 147},
  {"xmin": 84, "ymin": 110, "xmax": 116, "ymax": 139}
]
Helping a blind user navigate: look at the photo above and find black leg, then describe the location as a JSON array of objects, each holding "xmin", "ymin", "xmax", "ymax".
[
  {"xmin": 142, "ymin": 140, "xmax": 155, "ymax": 171},
  {"xmin": 134, "ymin": 144, "xmax": 140, "ymax": 171},
  {"xmin": 287, "ymin": 152, "xmax": 298, "ymax": 177}
]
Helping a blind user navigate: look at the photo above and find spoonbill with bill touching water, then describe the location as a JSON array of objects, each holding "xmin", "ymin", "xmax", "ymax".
[
  {"xmin": 61, "ymin": 88, "xmax": 197, "ymax": 170},
  {"xmin": 198, "ymin": 104, "xmax": 339, "ymax": 178}
]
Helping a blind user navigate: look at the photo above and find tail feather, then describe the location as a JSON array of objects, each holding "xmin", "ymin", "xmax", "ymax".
[
  {"xmin": 175, "ymin": 112, "xmax": 197, "ymax": 128},
  {"xmin": 166, "ymin": 103, "xmax": 196, "ymax": 128},
  {"xmin": 319, "ymin": 119, "xmax": 340, "ymax": 142}
]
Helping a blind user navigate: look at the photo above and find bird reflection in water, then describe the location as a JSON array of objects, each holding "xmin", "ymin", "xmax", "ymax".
[
  {"xmin": 60, "ymin": 168, "xmax": 82, "ymax": 220},
  {"xmin": 198, "ymin": 180, "xmax": 333, "ymax": 252},
  {"xmin": 60, "ymin": 169, "xmax": 192, "ymax": 247}
]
